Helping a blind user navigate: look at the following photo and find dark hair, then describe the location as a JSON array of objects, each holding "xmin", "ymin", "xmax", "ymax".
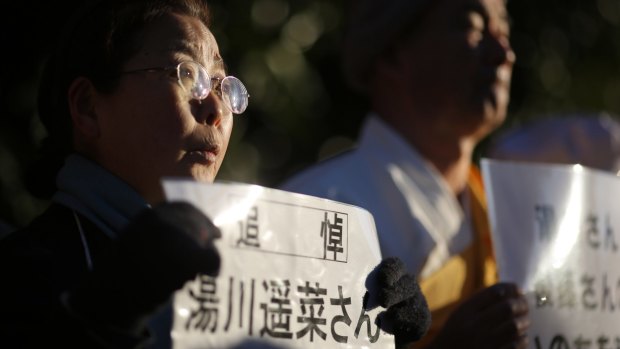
[{"xmin": 27, "ymin": 0, "xmax": 211, "ymax": 198}]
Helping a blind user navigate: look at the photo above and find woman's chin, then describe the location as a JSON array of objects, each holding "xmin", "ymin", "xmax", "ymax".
[{"xmin": 189, "ymin": 166, "xmax": 217, "ymax": 183}]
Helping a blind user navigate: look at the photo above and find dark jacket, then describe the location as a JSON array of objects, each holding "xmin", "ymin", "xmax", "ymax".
[{"xmin": 0, "ymin": 203, "xmax": 147, "ymax": 348}]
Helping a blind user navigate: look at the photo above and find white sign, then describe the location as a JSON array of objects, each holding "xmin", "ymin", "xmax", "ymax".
[
  {"xmin": 163, "ymin": 180, "xmax": 394, "ymax": 349},
  {"xmin": 481, "ymin": 159, "xmax": 620, "ymax": 348}
]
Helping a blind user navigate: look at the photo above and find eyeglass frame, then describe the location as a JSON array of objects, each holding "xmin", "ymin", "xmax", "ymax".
[{"xmin": 121, "ymin": 60, "xmax": 249, "ymax": 114}]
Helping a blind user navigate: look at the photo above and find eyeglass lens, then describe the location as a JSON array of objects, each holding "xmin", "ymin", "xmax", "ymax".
[
  {"xmin": 178, "ymin": 62, "xmax": 210, "ymax": 100},
  {"xmin": 221, "ymin": 77, "xmax": 249, "ymax": 114},
  {"xmin": 177, "ymin": 62, "xmax": 248, "ymax": 114}
]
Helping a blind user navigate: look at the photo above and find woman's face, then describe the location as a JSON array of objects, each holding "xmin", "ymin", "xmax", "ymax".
[{"xmin": 92, "ymin": 12, "xmax": 233, "ymax": 203}]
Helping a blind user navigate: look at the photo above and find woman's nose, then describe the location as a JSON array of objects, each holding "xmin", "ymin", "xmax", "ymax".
[{"xmin": 194, "ymin": 91, "xmax": 228, "ymax": 126}]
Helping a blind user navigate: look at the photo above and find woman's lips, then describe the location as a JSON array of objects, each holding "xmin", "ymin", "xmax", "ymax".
[{"xmin": 185, "ymin": 147, "xmax": 219, "ymax": 164}]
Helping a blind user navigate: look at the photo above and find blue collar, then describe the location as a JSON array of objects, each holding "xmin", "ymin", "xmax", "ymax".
[{"xmin": 53, "ymin": 154, "xmax": 150, "ymax": 238}]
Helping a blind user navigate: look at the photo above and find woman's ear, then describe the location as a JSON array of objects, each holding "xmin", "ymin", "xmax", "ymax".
[{"xmin": 68, "ymin": 77, "xmax": 100, "ymax": 140}]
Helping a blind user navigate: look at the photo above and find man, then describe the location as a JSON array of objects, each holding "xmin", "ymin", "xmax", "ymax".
[{"xmin": 281, "ymin": 0, "xmax": 530, "ymax": 347}]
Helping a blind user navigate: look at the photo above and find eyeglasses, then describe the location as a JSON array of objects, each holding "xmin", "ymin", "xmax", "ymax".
[{"xmin": 122, "ymin": 61, "xmax": 249, "ymax": 114}]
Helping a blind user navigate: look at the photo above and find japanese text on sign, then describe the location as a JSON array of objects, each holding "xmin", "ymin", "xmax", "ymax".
[{"xmin": 163, "ymin": 180, "xmax": 392, "ymax": 348}]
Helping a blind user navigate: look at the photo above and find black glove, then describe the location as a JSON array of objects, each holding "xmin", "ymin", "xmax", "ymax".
[
  {"xmin": 67, "ymin": 201, "xmax": 221, "ymax": 335},
  {"xmin": 366, "ymin": 257, "xmax": 431, "ymax": 346}
]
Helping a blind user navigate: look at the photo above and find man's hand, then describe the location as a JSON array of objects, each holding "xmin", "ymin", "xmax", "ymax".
[{"xmin": 428, "ymin": 282, "xmax": 530, "ymax": 349}]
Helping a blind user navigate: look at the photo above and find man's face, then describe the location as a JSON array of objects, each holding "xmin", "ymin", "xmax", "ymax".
[
  {"xmin": 396, "ymin": 0, "xmax": 515, "ymax": 138},
  {"xmin": 92, "ymin": 12, "xmax": 233, "ymax": 203}
]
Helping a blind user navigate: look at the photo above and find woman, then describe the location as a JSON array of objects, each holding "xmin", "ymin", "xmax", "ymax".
[{"xmin": 0, "ymin": 0, "xmax": 248, "ymax": 347}]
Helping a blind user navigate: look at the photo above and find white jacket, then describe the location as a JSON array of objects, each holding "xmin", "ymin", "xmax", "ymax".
[{"xmin": 281, "ymin": 114, "xmax": 473, "ymax": 278}]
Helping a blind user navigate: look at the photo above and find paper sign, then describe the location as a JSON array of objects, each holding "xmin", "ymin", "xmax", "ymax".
[
  {"xmin": 481, "ymin": 159, "xmax": 620, "ymax": 348},
  {"xmin": 163, "ymin": 180, "xmax": 394, "ymax": 349}
]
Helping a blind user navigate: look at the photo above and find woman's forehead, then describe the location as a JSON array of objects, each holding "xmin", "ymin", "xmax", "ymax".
[
  {"xmin": 136, "ymin": 12, "xmax": 224, "ymax": 71},
  {"xmin": 181, "ymin": 28, "xmax": 225, "ymax": 73}
]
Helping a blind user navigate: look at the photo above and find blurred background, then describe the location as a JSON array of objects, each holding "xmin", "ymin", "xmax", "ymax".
[{"xmin": 1, "ymin": 0, "xmax": 620, "ymax": 229}]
